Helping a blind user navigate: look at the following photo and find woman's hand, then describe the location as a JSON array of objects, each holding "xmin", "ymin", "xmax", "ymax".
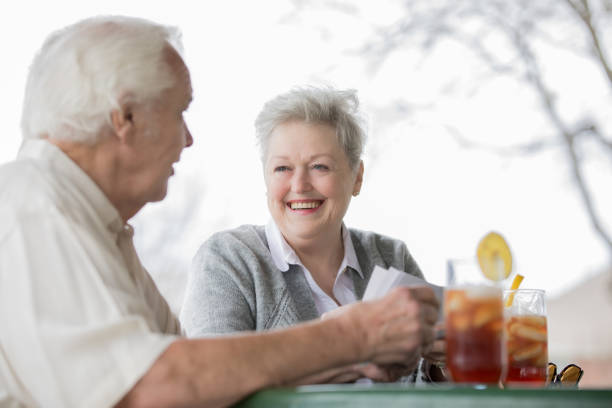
[{"xmin": 356, "ymin": 363, "xmax": 417, "ymax": 382}]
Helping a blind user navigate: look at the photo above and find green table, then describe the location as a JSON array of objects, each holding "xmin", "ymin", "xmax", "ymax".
[{"xmin": 234, "ymin": 384, "xmax": 612, "ymax": 408}]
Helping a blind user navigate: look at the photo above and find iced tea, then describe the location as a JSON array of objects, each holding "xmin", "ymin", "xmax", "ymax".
[
  {"xmin": 504, "ymin": 315, "xmax": 548, "ymax": 385},
  {"xmin": 445, "ymin": 287, "xmax": 504, "ymax": 384}
]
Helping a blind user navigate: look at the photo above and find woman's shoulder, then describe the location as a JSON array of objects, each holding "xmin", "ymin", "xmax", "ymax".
[
  {"xmin": 206, "ymin": 224, "xmax": 266, "ymax": 248},
  {"xmin": 193, "ymin": 224, "xmax": 271, "ymax": 266},
  {"xmin": 348, "ymin": 227, "xmax": 422, "ymax": 278},
  {"xmin": 348, "ymin": 227, "xmax": 409, "ymax": 253}
]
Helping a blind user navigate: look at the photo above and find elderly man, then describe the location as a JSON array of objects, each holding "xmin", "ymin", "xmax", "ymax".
[{"xmin": 0, "ymin": 16, "xmax": 438, "ymax": 408}]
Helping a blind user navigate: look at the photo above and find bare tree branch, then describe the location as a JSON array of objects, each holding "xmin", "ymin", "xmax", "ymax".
[
  {"xmin": 565, "ymin": 0, "xmax": 612, "ymax": 88},
  {"xmin": 572, "ymin": 120, "xmax": 612, "ymax": 153},
  {"xmin": 511, "ymin": 24, "xmax": 612, "ymax": 256},
  {"xmin": 445, "ymin": 125, "xmax": 561, "ymax": 156},
  {"xmin": 295, "ymin": 0, "xmax": 612, "ymax": 262},
  {"xmin": 589, "ymin": 126, "xmax": 612, "ymax": 151},
  {"xmin": 375, "ymin": 0, "xmax": 612, "ymax": 259}
]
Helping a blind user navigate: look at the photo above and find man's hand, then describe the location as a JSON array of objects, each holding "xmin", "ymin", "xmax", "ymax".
[
  {"xmin": 286, "ymin": 362, "xmax": 415, "ymax": 385},
  {"xmin": 331, "ymin": 286, "xmax": 439, "ymax": 369},
  {"xmin": 423, "ymin": 322, "xmax": 446, "ymax": 363},
  {"xmin": 355, "ymin": 363, "xmax": 417, "ymax": 382},
  {"xmin": 117, "ymin": 286, "xmax": 439, "ymax": 407},
  {"xmin": 285, "ymin": 363, "xmax": 377, "ymax": 385}
]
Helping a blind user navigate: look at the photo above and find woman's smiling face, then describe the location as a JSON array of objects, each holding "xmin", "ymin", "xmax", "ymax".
[{"xmin": 264, "ymin": 120, "xmax": 363, "ymax": 245}]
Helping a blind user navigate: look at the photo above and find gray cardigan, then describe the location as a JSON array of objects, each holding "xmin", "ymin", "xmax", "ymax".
[{"xmin": 180, "ymin": 224, "xmax": 423, "ymax": 337}]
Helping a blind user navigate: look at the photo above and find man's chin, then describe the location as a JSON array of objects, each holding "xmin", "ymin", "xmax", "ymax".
[{"xmin": 148, "ymin": 184, "xmax": 169, "ymax": 203}]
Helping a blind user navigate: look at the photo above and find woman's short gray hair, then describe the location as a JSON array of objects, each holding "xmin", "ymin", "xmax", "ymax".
[
  {"xmin": 21, "ymin": 15, "xmax": 183, "ymax": 144},
  {"xmin": 254, "ymin": 86, "xmax": 367, "ymax": 170}
]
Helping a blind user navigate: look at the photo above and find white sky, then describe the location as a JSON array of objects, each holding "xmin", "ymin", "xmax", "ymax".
[{"xmin": 1, "ymin": 0, "xmax": 611, "ymax": 311}]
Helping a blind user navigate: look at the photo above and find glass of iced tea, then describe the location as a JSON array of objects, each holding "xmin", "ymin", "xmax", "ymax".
[
  {"xmin": 503, "ymin": 289, "xmax": 548, "ymax": 386},
  {"xmin": 445, "ymin": 259, "xmax": 504, "ymax": 384}
]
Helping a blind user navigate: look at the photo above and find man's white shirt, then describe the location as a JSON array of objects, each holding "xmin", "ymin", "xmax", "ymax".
[{"xmin": 0, "ymin": 140, "xmax": 179, "ymax": 407}]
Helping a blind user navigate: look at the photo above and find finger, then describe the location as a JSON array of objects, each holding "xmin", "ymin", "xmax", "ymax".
[
  {"xmin": 421, "ymin": 326, "xmax": 435, "ymax": 355},
  {"xmin": 328, "ymin": 372, "xmax": 363, "ymax": 384},
  {"xmin": 408, "ymin": 286, "xmax": 439, "ymax": 308},
  {"xmin": 431, "ymin": 338, "xmax": 445, "ymax": 355},
  {"xmin": 401, "ymin": 353, "xmax": 421, "ymax": 373},
  {"xmin": 423, "ymin": 339, "xmax": 446, "ymax": 362},
  {"xmin": 380, "ymin": 363, "xmax": 417, "ymax": 381},
  {"xmin": 355, "ymin": 364, "xmax": 391, "ymax": 382},
  {"xmin": 290, "ymin": 364, "xmax": 357, "ymax": 385},
  {"xmin": 424, "ymin": 352, "xmax": 446, "ymax": 363},
  {"xmin": 371, "ymin": 350, "xmax": 421, "ymax": 372},
  {"xmin": 421, "ymin": 304, "xmax": 439, "ymax": 325}
]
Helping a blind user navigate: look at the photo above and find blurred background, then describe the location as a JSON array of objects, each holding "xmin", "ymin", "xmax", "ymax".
[{"xmin": 1, "ymin": 0, "xmax": 610, "ymax": 387}]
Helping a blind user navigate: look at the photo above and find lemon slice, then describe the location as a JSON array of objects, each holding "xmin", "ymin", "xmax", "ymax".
[
  {"xmin": 476, "ymin": 231, "xmax": 513, "ymax": 282},
  {"xmin": 505, "ymin": 274, "xmax": 524, "ymax": 307}
]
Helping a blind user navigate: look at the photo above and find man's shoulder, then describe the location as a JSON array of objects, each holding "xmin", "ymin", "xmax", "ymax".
[
  {"xmin": 0, "ymin": 157, "xmax": 77, "ymax": 245},
  {"xmin": 0, "ymin": 157, "xmax": 57, "ymax": 213},
  {"xmin": 0, "ymin": 156, "xmax": 42, "ymax": 185}
]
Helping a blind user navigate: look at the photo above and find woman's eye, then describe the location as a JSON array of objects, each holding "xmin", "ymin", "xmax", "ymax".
[
  {"xmin": 274, "ymin": 166, "xmax": 290, "ymax": 172},
  {"xmin": 312, "ymin": 164, "xmax": 329, "ymax": 171}
]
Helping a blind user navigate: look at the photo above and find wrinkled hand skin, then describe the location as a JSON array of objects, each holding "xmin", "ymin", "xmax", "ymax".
[
  {"xmin": 287, "ymin": 364, "xmax": 367, "ymax": 385},
  {"xmin": 332, "ymin": 286, "xmax": 439, "ymax": 372},
  {"xmin": 356, "ymin": 362, "xmax": 417, "ymax": 382},
  {"xmin": 423, "ymin": 322, "xmax": 446, "ymax": 363}
]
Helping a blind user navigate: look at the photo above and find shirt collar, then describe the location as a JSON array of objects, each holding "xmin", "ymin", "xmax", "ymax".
[
  {"xmin": 264, "ymin": 219, "xmax": 363, "ymax": 278},
  {"xmin": 341, "ymin": 224, "xmax": 363, "ymax": 278},
  {"xmin": 18, "ymin": 139, "xmax": 125, "ymax": 235},
  {"xmin": 264, "ymin": 219, "xmax": 292, "ymax": 272}
]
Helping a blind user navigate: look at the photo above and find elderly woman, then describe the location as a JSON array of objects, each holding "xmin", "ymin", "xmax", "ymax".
[{"xmin": 181, "ymin": 86, "xmax": 441, "ymax": 383}]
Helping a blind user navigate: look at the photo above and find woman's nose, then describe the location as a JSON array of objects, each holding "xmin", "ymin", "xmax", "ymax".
[{"xmin": 291, "ymin": 168, "xmax": 311, "ymax": 193}]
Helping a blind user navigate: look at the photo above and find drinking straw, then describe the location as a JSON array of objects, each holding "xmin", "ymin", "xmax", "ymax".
[{"xmin": 505, "ymin": 274, "xmax": 524, "ymax": 307}]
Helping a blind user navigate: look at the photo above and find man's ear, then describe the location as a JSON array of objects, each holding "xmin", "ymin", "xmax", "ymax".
[
  {"xmin": 353, "ymin": 160, "xmax": 364, "ymax": 196},
  {"xmin": 110, "ymin": 103, "xmax": 134, "ymax": 144}
]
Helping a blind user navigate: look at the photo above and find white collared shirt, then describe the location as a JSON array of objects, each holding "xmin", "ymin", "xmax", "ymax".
[
  {"xmin": 265, "ymin": 219, "xmax": 364, "ymax": 315},
  {"xmin": 0, "ymin": 140, "xmax": 179, "ymax": 407}
]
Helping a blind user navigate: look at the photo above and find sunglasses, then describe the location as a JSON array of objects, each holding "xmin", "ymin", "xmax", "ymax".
[
  {"xmin": 420, "ymin": 361, "xmax": 584, "ymax": 387},
  {"xmin": 546, "ymin": 363, "xmax": 584, "ymax": 387},
  {"xmin": 420, "ymin": 359, "xmax": 449, "ymax": 383}
]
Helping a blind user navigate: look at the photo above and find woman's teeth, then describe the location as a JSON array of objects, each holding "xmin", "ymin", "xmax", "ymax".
[{"xmin": 290, "ymin": 201, "xmax": 321, "ymax": 210}]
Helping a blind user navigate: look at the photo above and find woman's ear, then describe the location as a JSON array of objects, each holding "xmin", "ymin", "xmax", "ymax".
[
  {"xmin": 110, "ymin": 103, "xmax": 134, "ymax": 144},
  {"xmin": 353, "ymin": 160, "xmax": 364, "ymax": 196}
]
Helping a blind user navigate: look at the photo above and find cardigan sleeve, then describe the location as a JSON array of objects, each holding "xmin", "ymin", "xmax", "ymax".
[
  {"xmin": 179, "ymin": 233, "xmax": 256, "ymax": 337},
  {"xmin": 401, "ymin": 241, "xmax": 424, "ymax": 279}
]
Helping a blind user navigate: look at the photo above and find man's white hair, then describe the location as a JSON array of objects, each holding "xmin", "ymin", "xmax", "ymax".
[{"xmin": 21, "ymin": 15, "xmax": 184, "ymax": 144}]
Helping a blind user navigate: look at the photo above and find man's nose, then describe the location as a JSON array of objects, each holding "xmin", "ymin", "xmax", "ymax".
[{"xmin": 184, "ymin": 123, "xmax": 193, "ymax": 148}]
